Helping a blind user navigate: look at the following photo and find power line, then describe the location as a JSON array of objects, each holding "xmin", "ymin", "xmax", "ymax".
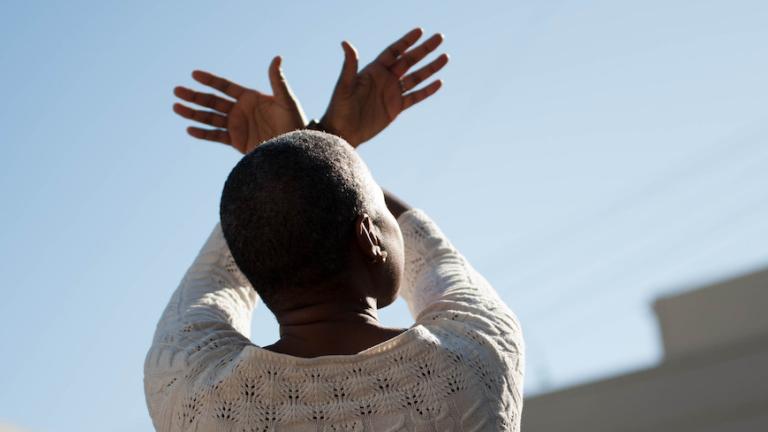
[
  {"xmin": 504, "ymin": 140, "xmax": 768, "ymax": 302},
  {"xmin": 516, "ymin": 204, "xmax": 768, "ymax": 394},
  {"xmin": 523, "ymin": 179, "xmax": 768, "ymax": 325},
  {"xmin": 484, "ymin": 125, "xmax": 768, "ymax": 272}
]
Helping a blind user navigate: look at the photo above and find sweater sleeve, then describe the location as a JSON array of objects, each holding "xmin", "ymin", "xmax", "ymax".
[
  {"xmin": 143, "ymin": 223, "xmax": 259, "ymax": 429},
  {"xmin": 397, "ymin": 209, "xmax": 518, "ymax": 328},
  {"xmin": 397, "ymin": 209, "xmax": 524, "ymax": 427}
]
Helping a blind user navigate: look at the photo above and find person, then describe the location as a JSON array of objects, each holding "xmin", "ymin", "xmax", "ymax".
[{"xmin": 144, "ymin": 28, "xmax": 524, "ymax": 431}]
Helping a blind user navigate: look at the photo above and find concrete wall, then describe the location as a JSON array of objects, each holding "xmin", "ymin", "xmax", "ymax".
[
  {"xmin": 654, "ymin": 268, "xmax": 768, "ymax": 360},
  {"xmin": 521, "ymin": 267, "xmax": 768, "ymax": 432}
]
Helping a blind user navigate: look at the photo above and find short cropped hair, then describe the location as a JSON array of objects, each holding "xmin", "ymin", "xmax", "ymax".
[{"xmin": 220, "ymin": 130, "xmax": 375, "ymax": 309}]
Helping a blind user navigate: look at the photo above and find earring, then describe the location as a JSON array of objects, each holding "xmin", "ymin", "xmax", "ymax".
[{"xmin": 371, "ymin": 246, "xmax": 388, "ymax": 264}]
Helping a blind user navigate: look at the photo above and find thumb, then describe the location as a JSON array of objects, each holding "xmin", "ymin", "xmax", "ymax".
[
  {"xmin": 268, "ymin": 56, "xmax": 296, "ymax": 102},
  {"xmin": 336, "ymin": 41, "xmax": 359, "ymax": 91}
]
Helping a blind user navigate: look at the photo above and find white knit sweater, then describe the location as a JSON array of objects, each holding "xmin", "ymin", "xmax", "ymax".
[{"xmin": 144, "ymin": 209, "xmax": 524, "ymax": 431}]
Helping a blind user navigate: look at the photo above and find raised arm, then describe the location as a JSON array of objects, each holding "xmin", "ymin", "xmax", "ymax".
[
  {"xmin": 317, "ymin": 32, "xmax": 522, "ymax": 395},
  {"xmin": 394, "ymin": 207, "xmax": 524, "ymax": 430},
  {"xmin": 144, "ymin": 224, "xmax": 259, "ymax": 427},
  {"xmin": 383, "ymin": 189, "xmax": 411, "ymax": 218},
  {"xmin": 147, "ymin": 61, "xmax": 313, "ymax": 426}
]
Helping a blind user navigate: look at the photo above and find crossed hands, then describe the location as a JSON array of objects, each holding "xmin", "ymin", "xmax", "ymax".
[{"xmin": 173, "ymin": 28, "xmax": 448, "ymax": 154}]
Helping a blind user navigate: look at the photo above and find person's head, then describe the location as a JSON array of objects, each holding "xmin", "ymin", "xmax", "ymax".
[{"xmin": 220, "ymin": 130, "xmax": 404, "ymax": 313}]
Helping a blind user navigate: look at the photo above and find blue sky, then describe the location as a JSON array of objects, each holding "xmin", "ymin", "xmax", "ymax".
[{"xmin": 1, "ymin": 1, "xmax": 767, "ymax": 430}]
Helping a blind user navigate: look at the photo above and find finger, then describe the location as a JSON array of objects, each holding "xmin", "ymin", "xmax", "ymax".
[
  {"xmin": 173, "ymin": 103, "xmax": 228, "ymax": 128},
  {"xmin": 187, "ymin": 126, "xmax": 231, "ymax": 145},
  {"xmin": 375, "ymin": 28, "xmax": 423, "ymax": 67},
  {"xmin": 174, "ymin": 86, "xmax": 234, "ymax": 113},
  {"xmin": 191, "ymin": 70, "xmax": 246, "ymax": 99},
  {"xmin": 402, "ymin": 79, "xmax": 443, "ymax": 111},
  {"xmin": 390, "ymin": 33, "xmax": 444, "ymax": 77},
  {"xmin": 400, "ymin": 53, "xmax": 449, "ymax": 92},
  {"xmin": 268, "ymin": 56, "xmax": 297, "ymax": 102},
  {"xmin": 336, "ymin": 41, "xmax": 359, "ymax": 90}
]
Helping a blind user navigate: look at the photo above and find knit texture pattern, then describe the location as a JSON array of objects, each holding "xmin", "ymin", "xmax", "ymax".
[{"xmin": 144, "ymin": 209, "xmax": 524, "ymax": 431}]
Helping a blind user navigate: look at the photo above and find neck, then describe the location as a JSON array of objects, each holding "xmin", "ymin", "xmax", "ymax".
[
  {"xmin": 277, "ymin": 298, "xmax": 381, "ymax": 328},
  {"xmin": 266, "ymin": 298, "xmax": 403, "ymax": 357}
]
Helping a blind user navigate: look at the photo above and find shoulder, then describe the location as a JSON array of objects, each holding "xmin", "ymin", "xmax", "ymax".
[
  {"xmin": 420, "ymin": 307, "xmax": 523, "ymax": 378},
  {"xmin": 421, "ymin": 305, "xmax": 524, "ymax": 405}
]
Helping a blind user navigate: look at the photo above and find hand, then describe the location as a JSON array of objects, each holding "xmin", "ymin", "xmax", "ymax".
[
  {"xmin": 173, "ymin": 57, "xmax": 307, "ymax": 154},
  {"xmin": 321, "ymin": 28, "xmax": 449, "ymax": 147}
]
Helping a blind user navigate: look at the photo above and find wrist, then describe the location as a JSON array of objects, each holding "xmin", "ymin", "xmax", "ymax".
[
  {"xmin": 308, "ymin": 115, "xmax": 360, "ymax": 148},
  {"xmin": 305, "ymin": 118, "xmax": 325, "ymax": 132},
  {"xmin": 317, "ymin": 115, "xmax": 342, "ymax": 139}
]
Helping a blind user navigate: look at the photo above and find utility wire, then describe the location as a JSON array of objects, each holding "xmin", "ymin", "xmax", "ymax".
[
  {"xmin": 505, "ymin": 141, "xmax": 768, "ymax": 304},
  {"xmin": 485, "ymin": 125, "xmax": 768, "ymax": 272},
  {"xmin": 524, "ymin": 176, "xmax": 768, "ymax": 325}
]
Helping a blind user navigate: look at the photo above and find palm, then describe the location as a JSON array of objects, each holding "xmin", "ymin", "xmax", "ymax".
[
  {"xmin": 349, "ymin": 64, "xmax": 404, "ymax": 130},
  {"xmin": 173, "ymin": 56, "xmax": 306, "ymax": 154},
  {"xmin": 228, "ymin": 91, "xmax": 302, "ymax": 153},
  {"xmin": 322, "ymin": 29, "xmax": 449, "ymax": 147}
]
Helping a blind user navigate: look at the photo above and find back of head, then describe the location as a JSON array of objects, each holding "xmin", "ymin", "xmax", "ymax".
[{"xmin": 220, "ymin": 130, "xmax": 377, "ymax": 310}]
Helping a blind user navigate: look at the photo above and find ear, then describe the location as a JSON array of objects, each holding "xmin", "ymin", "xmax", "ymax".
[{"xmin": 354, "ymin": 213, "xmax": 388, "ymax": 263}]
